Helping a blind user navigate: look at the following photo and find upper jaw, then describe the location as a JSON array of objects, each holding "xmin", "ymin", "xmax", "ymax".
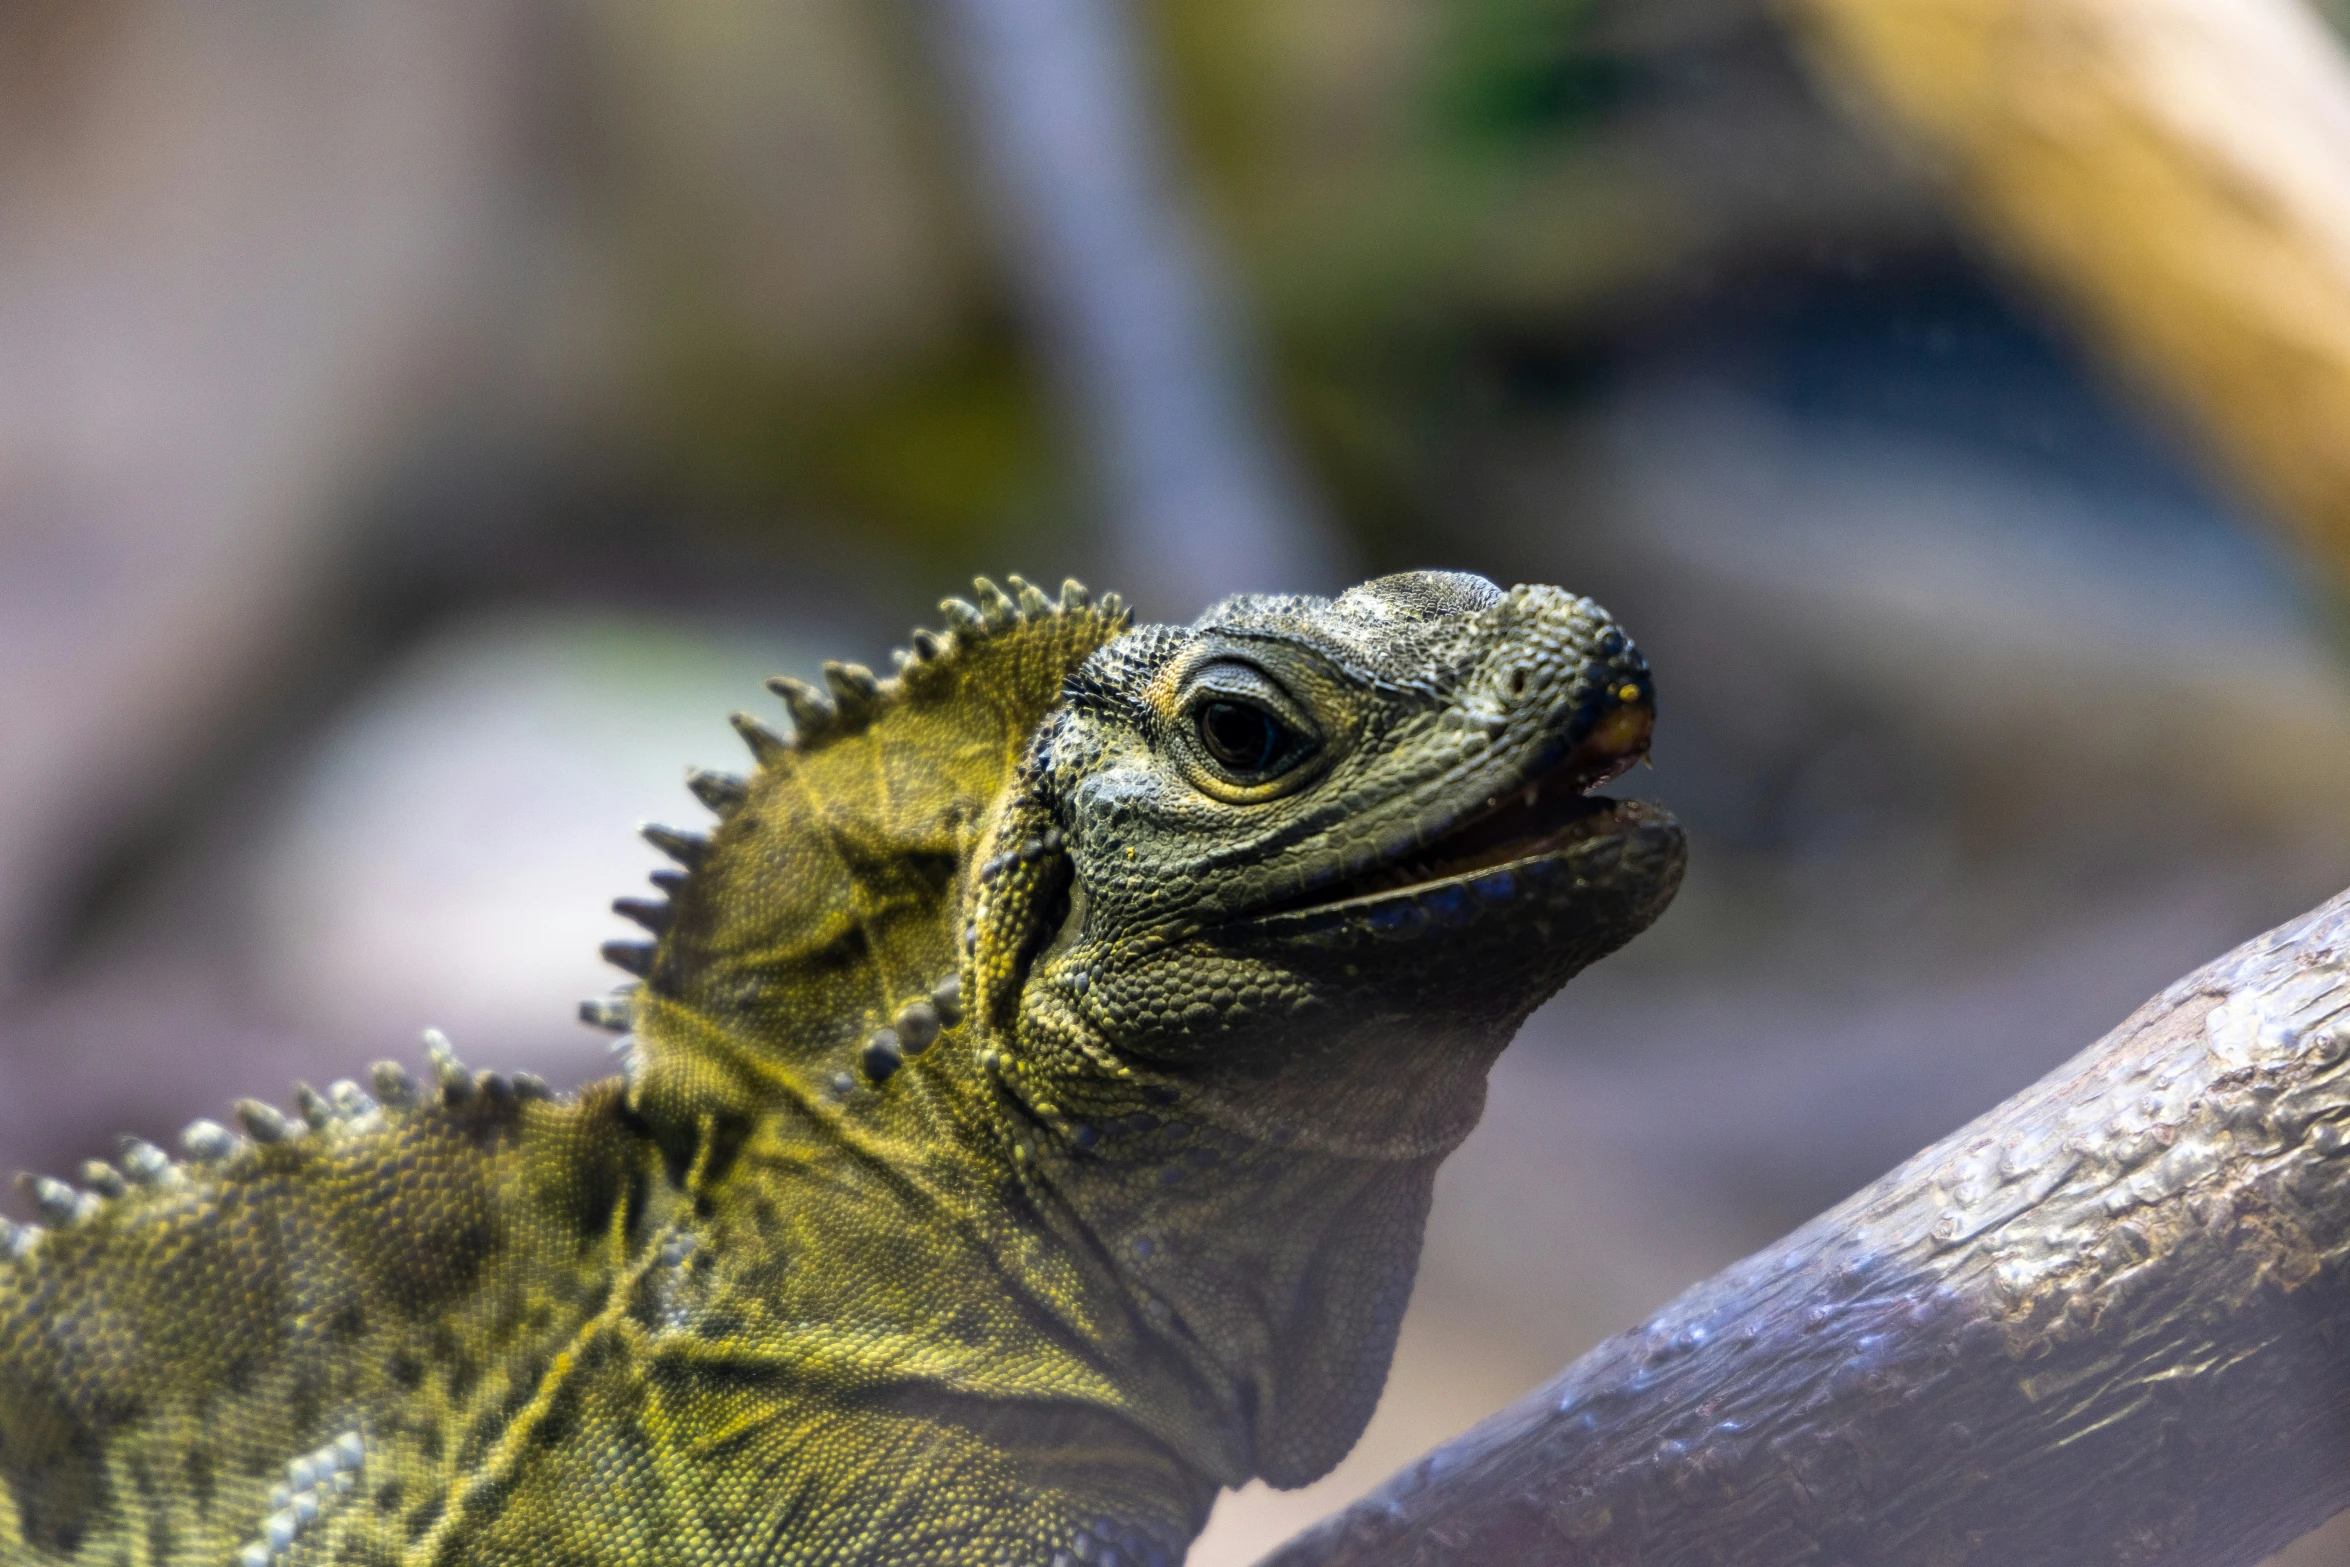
[{"xmin": 1223, "ymin": 697, "xmax": 1667, "ymax": 937}]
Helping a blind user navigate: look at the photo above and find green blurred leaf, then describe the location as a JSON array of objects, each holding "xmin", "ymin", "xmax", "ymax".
[{"xmin": 1433, "ymin": 0, "xmax": 1625, "ymax": 151}]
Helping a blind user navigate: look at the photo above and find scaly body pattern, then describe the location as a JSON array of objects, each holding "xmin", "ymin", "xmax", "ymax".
[{"xmin": 0, "ymin": 572, "xmax": 1683, "ymax": 1566}]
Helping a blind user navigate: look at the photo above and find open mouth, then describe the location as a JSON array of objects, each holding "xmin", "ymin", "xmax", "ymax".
[{"xmin": 1257, "ymin": 701, "xmax": 1655, "ymax": 923}]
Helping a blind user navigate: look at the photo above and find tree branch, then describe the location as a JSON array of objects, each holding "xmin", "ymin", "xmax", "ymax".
[{"xmin": 1260, "ymin": 887, "xmax": 2350, "ymax": 1566}]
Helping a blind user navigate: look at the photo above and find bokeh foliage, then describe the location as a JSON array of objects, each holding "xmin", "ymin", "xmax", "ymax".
[{"xmin": 588, "ymin": 0, "xmax": 1711, "ymax": 575}]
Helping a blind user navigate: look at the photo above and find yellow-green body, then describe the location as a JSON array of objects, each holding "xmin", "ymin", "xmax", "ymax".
[{"xmin": 0, "ymin": 573, "xmax": 1683, "ymax": 1566}]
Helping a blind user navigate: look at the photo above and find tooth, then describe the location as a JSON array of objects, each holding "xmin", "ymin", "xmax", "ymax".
[{"xmin": 1524, "ymin": 786, "xmax": 1539, "ymax": 810}]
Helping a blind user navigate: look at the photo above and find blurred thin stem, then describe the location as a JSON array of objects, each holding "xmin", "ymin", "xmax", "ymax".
[{"xmin": 925, "ymin": 0, "xmax": 1345, "ymax": 616}]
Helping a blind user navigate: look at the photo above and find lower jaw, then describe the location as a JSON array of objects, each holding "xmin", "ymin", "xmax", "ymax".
[{"xmin": 1229, "ymin": 800, "xmax": 1673, "ymax": 946}]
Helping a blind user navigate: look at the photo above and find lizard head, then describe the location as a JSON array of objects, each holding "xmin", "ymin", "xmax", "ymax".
[
  {"xmin": 970, "ymin": 570, "xmax": 1684, "ymax": 1151},
  {"xmin": 955, "ymin": 570, "xmax": 1684, "ymax": 1487}
]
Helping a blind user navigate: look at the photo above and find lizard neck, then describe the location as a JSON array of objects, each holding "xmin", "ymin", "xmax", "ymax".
[
  {"xmin": 656, "ymin": 1030, "xmax": 1224, "ymax": 1551},
  {"xmin": 635, "ymin": 935, "xmax": 1511, "ymax": 1507},
  {"xmin": 992, "ymin": 980, "xmax": 1511, "ymax": 1489}
]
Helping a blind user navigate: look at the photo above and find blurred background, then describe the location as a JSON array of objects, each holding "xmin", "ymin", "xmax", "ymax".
[{"xmin": 6, "ymin": 0, "xmax": 2350, "ymax": 1560}]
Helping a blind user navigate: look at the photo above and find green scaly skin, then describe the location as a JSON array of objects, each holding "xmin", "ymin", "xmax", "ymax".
[{"xmin": 0, "ymin": 571, "xmax": 1684, "ymax": 1566}]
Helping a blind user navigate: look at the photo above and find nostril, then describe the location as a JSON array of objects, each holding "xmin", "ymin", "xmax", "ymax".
[{"xmin": 1507, "ymin": 666, "xmax": 1530, "ymax": 699}]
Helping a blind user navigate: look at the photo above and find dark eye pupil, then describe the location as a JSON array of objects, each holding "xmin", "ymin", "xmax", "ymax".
[{"xmin": 1200, "ymin": 700, "xmax": 1290, "ymax": 774}]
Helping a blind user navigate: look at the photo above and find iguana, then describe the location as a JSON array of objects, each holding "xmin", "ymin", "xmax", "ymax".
[{"xmin": 0, "ymin": 570, "xmax": 1683, "ymax": 1567}]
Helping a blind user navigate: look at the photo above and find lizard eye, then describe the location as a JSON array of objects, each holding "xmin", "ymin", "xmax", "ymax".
[
  {"xmin": 1199, "ymin": 700, "xmax": 1300, "ymax": 776},
  {"xmin": 1175, "ymin": 656, "xmax": 1325, "ymax": 798}
]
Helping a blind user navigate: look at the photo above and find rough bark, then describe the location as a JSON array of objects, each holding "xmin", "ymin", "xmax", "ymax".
[
  {"xmin": 1259, "ymin": 888, "xmax": 2350, "ymax": 1566},
  {"xmin": 1780, "ymin": 0, "xmax": 2350, "ymax": 599}
]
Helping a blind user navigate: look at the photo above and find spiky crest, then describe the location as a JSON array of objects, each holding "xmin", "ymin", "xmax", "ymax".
[
  {"xmin": 598, "ymin": 575, "xmax": 1129, "ymax": 1121},
  {"xmin": 1, "ymin": 1028, "xmax": 554, "ymax": 1265},
  {"xmin": 4, "ymin": 575, "xmax": 1125, "ymax": 1265}
]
